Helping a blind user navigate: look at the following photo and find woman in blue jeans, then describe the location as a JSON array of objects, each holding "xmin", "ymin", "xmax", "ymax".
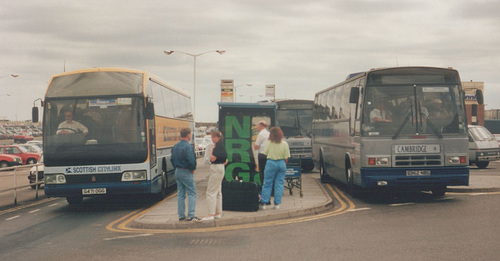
[{"xmin": 260, "ymin": 127, "xmax": 290, "ymax": 210}]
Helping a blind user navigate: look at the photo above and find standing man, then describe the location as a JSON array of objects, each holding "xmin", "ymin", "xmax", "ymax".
[
  {"xmin": 254, "ymin": 121, "xmax": 270, "ymax": 186},
  {"xmin": 170, "ymin": 128, "xmax": 200, "ymax": 222}
]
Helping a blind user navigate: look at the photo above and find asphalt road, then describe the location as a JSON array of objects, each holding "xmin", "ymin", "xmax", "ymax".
[{"xmin": 0, "ymin": 167, "xmax": 499, "ymax": 261}]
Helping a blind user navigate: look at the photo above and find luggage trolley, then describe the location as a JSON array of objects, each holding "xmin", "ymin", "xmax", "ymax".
[{"xmin": 285, "ymin": 158, "xmax": 303, "ymax": 197}]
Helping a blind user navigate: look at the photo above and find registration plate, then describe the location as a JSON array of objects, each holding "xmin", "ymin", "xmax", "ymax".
[
  {"xmin": 82, "ymin": 188, "xmax": 106, "ymax": 195},
  {"xmin": 406, "ymin": 170, "xmax": 431, "ymax": 176}
]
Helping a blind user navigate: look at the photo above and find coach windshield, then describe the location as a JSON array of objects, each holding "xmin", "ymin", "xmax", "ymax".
[
  {"xmin": 361, "ymin": 84, "xmax": 466, "ymax": 137},
  {"xmin": 43, "ymin": 96, "xmax": 148, "ymax": 166}
]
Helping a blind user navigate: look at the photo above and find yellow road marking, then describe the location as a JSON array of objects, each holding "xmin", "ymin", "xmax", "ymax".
[{"xmin": 106, "ymin": 184, "xmax": 355, "ymax": 234}]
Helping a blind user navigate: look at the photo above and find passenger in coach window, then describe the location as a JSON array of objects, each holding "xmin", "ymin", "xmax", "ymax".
[{"xmin": 429, "ymin": 99, "xmax": 451, "ymax": 120}]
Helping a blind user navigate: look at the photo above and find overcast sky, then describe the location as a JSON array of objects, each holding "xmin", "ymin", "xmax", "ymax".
[{"xmin": 1, "ymin": 0, "xmax": 500, "ymax": 122}]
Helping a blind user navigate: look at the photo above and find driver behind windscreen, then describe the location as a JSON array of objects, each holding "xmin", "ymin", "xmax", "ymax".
[
  {"xmin": 56, "ymin": 110, "xmax": 88, "ymax": 136},
  {"xmin": 370, "ymin": 98, "xmax": 392, "ymax": 123}
]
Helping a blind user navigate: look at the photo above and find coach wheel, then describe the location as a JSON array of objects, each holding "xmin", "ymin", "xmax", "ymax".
[
  {"xmin": 346, "ymin": 166, "xmax": 361, "ymax": 197},
  {"xmin": 154, "ymin": 170, "xmax": 168, "ymax": 201},
  {"xmin": 431, "ymin": 187, "xmax": 446, "ymax": 197},
  {"xmin": 319, "ymin": 156, "xmax": 328, "ymax": 183},
  {"xmin": 66, "ymin": 196, "xmax": 83, "ymax": 205}
]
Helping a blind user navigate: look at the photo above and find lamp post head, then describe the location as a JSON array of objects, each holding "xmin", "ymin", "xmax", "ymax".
[
  {"xmin": 216, "ymin": 50, "xmax": 226, "ymax": 55},
  {"xmin": 11, "ymin": 74, "xmax": 19, "ymax": 78},
  {"xmin": 164, "ymin": 50, "xmax": 174, "ymax": 55}
]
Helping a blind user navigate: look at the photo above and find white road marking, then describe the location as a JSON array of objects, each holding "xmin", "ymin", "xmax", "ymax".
[
  {"xmin": 29, "ymin": 209, "xmax": 41, "ymax": 213},
  {"xmin": 348, "ymin": 207, "xmax": 371, "ymax": 212},
  {"xmin": 6, "ymin": 215, "xmax": 20, "ymax": 221},
  {"xmin": 390, "ymin": 203, "xmax": 415, "ymax": 207},
  {"xmin": 103, "ymin": 233, "xmax": 153, "ymax": 241}
]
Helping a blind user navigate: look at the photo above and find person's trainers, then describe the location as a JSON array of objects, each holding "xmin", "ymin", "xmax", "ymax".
[
  {"xmin": 214, "ymin": 213, "xmax": 222, "ymax": 219},
  {"xmin": 179, "ymin": 217, "xmax": 186, "ymax": 221},
  {"xmin": 201, "ymin": 216, "xmax": 215, "ymax": 221},
  {"xmin": 259, "ymin": 203, "xmax": 267, "ymax": 210},
  {"xmin": 273, "ymin": 204, "xmax": 280, "ymax": 210},
  {"xmin": 187, "ymin": 217, "xmax": 201, "ymax": 222}
]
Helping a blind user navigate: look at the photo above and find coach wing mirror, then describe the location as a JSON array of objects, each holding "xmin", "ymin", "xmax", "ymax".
[
  {"xmin": 349, "ymin": 86, "xmax": 360, "ymax": 104},
  {"xmin": 32, "ymin": 107, "xmax": 39, "ymax": 123},
  {"xmin": 32, "ymin": 98, "xmax": 43, "ymax": 123},
  {"xmin": 476, "ymin": 90, "xmax": 484, "ymax": 105},
  {"xmin": 145, "ymin": 97, "xmax": 155, "ymax": 119}
]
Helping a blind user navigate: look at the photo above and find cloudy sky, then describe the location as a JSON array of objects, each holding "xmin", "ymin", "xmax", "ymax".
[{"xmin": 1, "ymin": 0, "xmax": 500, "ymax": 122}]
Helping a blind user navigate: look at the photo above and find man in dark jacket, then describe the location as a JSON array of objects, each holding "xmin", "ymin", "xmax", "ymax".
[{"xmin": 171, "ymin": 128, "xmax": 199, "ymax": 222}]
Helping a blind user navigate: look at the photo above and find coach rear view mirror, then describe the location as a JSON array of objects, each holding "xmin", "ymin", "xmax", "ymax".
[
  {"xmin": 32, "ymin": 107, "xmax": 39, "ymax": 123},
  {"xmin": 145, "ymin": 97, "xmax": 155, "ymax": 119}
]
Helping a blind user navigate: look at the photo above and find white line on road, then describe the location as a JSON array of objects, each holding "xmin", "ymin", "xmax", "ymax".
[
  {"xmin": 348, "ymin": 207, "xmax": 371, "ymax": 212},
  {"xmin": 390, "ymin": 203, "xmax": 415, "ymax": 207},
  {"xmin": 49, "ymin": 203, "xmax": 59, "ymax": 207},
  {"xmin": 103, "ymin": 234, "xmax": 153, "ymax": 241},
  {"xmin": 29, "ymin": 209, "xmax": 41, "ymax": 213},
  {"xmin": 436, "ymin": 197, "xmax": 455, "ymax": 201},
  {"xmin": 6, "ymin": 215, "xmax": 20, "ymax": 221}
]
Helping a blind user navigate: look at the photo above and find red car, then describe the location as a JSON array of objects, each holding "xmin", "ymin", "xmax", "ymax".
[
  {"xmin": 0, "ymin": 145, "xmax": 40, "ymax": 165},
  {"xmin": 0, "ymin": 154, "xmax": 22, "ymax": 169},
  {"xmin": 13, "ymin": 133, "xmax": 34, "ymax": 143}
]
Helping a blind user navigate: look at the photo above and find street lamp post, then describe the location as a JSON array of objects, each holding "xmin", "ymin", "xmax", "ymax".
[{"xmin": 164, "ymin": 50, "xmax": 225, "ymax": 124}]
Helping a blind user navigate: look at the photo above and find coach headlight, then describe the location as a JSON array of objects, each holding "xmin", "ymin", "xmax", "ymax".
[
  {"xmin": 368, "ymin": 157, "xmax": 390, "ymax": 166},
  {"xmin": 447, "ymin": 155, "xmax": 467, "ymax": 165},
  {"xmin": 121, "ymin": 170, "xmax": 147, "ymax": 181},
  {"xmin": 45, "ymin": 174, "xmax": 66, "ymax": 184}
]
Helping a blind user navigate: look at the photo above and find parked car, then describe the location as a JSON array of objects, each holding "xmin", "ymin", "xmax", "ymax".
[
  {"xmin": 195, "ymin": 138, "xmax": 206, "ymax": 157},
  {"xmin": 0, "ymin": 145, "xmax": 40, "ymax": 165},
  {"xmin": 28, "ymin": 154, "xmax": 44, "ymax": 189},
  {"xmin": 18, "ymin": 144, "xmax": 43, "ymax": 153},
  {"xmin": 494, "ymin": 134, "xmax": 500, "ymax": 147},
  {"xmin": 0, "ymin": 154, "xmax": 22, "ymax": 169},
  {"xmin": 468, "ymin": 125, "xmax": 500, "ymax": 169},
  {"xmin": 13, "ymin": 132, "xmax": 34, "ymax": 143},
  {"xmin": 194, "ymin": 136, "xmax": 214, "ymax": 157},
  {"xmin": 27, "ymin": 140, "xmax": 43, "ymax": 146}
]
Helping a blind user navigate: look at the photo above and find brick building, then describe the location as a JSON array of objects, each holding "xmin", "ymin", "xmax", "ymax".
[{"xmin": 462, "ymin": 81, "xmax": 484, "ymax": 126}]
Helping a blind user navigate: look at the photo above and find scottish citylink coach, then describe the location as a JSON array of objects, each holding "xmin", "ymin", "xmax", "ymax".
[
  {"xmin": 32, "ymin": 68, "xmax": 193, "ymax": 204},
  {"xmin": 313, "ymin": 67, "xmax": 477, "ymax": 197},
  {"xmin": 276, "ymin": 99, "xmax": 315, "ymax": 172}
]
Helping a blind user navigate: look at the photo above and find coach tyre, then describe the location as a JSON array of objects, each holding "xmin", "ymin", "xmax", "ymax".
[
  {"xmin": 319, "ymin": 154, "xmax": 329, "ymax": 183},
  {"xmin": 154, "ymin": 169, "xmax": 167, "ymax": 201},
  {"xmin": 66, "ymin": 196, "xmax": 83, "ymax": 205},
  {"xmin": 431, "ymin": 187, "xmax": 446, "ymax": 197}
]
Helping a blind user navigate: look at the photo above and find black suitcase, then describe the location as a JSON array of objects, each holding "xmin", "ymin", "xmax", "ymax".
[{"xmin": 222, "ymin": 180, "xmax": 260, "ymax": 212}]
